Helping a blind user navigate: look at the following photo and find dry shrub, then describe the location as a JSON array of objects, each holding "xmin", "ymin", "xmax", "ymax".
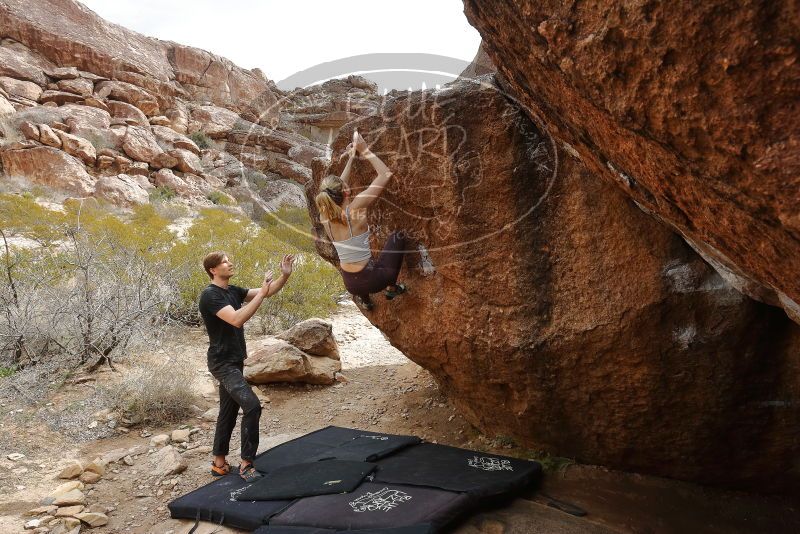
[{"xmin": 107, "ymin": 363, "xmax": 197, "ymax": 425}]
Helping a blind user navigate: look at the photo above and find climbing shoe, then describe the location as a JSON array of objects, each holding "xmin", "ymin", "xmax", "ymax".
[
  {"xmin": 210, "ymin": 460, "xmax": 231, "ymax": 477},
  {"xmin": 354, "ymin": 294, "xmax": 374, "ymax": 311},
  {"xmin": 384, "ymin": 282, "xmax": 408, "ymax": 300},
  {"xmin": 239, "ymin": 464, "xmax": 262, "ymax": 482}
]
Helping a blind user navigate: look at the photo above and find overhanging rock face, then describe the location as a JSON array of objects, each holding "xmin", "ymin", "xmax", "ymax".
[
  {"xmin": 462, "ymin": 0, "xmax": 800, "ymax": 324},
  {"xmin": 308, "ymin": 78, "xmax": 799, "ymax": 489}
]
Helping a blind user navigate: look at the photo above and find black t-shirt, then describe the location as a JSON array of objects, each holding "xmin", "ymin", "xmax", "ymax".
[{"xmin": 199, "ymin": 284, "xmax": 249, "ymax": 366}]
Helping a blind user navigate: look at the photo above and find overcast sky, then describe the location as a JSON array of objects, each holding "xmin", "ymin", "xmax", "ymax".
[{"xmin": 77, "ymin": 0, "xmax": 483, "ymax": 90}]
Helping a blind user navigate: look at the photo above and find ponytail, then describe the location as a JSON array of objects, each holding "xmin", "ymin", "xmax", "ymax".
[{"xmin": 315, "ymin": 175, "xmax": 345, "ymax": 222}]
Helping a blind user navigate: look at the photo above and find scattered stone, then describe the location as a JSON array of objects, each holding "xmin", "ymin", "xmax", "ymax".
[
  {"xmin": 24, "ymin": 519, "xmax": 41, "ymax": 530},
  {"xmin": 52, "ymin": 489, "xmax": 86, "ymax": 507},
  {"xmin": 122, "ymin": 455, "xmax": 135, "ymax": 466},
  {"xmin": 101, "ymin": 448, "xmax": 128, "ymax": 464},
  {"xmin": 171, "ymin": 429, "xmax": 191, "ymax": 443},
  {"xmin": 55, "ymin": 505, "xmax": 84, "ymax": 517},
  {"xmin": 75, "ymin": 512, "xmax": 108, "ymax": 527},
  {"xmin": 83, "ymin": 459, "xmax": 106, "ymax": 476},
  {"xmin": 7, "ymin": 453, "xmax": 26, "ymax": 461},
  {"xmin": 58, "ymin": 461, "xmax": 84, "ymax": 480},
  {"xmin": 26, "ymin": 506, "xmax": 57, "ymax": 517},
  {"xmin": 150, "ymin": 445, "xmax": 187, "ymax": 475},
  {"xmin": 79, "ymin": 471, "xmax": 101, "ymax": 484},
  {"xmin": 149, "ymin": 434, "xmax": 170, "ymax": 447}
]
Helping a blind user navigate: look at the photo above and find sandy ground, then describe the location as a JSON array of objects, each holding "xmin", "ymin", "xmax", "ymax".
[{"xmin": 0, "ymin": 302, "xmax": 798, "ymax": 534}]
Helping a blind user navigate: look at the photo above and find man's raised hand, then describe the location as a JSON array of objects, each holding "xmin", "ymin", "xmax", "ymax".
[{"xmin": 280, "ymin": 254, "xmax": 295, "ymax": 275}]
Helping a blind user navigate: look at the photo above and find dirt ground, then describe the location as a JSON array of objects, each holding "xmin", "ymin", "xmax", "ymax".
[{"xmin": 0, "ymin": 301, "xmax": 798, "ymax": 533}]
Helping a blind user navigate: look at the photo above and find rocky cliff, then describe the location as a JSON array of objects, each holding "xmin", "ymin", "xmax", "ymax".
[
  {"xmin": 461, "ymin": 0, "xmax": 800, "ymax": 325},
  {"xmin": 309, "ymin": 77, "xmax": 799, "ymax": 490},
  {"xmin": 0, "ymin": 0, "xmax": 379, "ymax": 216}
]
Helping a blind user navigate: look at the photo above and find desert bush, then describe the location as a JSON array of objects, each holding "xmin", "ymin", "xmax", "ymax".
[
  {"xmin": 189, "ymin": 131, "xmax": 212, "ymax": 149},
  {"xmin": 261, "ymin": 206, "xmax": 318, "ymax": 252},
  {"xmin": 105, "ymin": 363, "xmax": 197, "ymax": 424},
  {"xmin": 149, "ymin": 186, "xmax": 177, "ymax": 203},
  {"xmin": 0, "ymin": 194, "xmax": 343, "ymax": 369},
  {"xmin": 206, "ymin": 190, "xmax": 235, "ymax": 206},
  {"xmin": 0, "ymin": 196, "xmax": 180, "ymax": 369},
  {"xmin": 169, "ymin": 207, "xmax": 342, "ymax": 330}
]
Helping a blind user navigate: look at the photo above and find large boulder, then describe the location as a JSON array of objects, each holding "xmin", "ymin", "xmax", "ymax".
[
  {"xmin": 121, "ymin": 126, "xmax": 164, "ymax": 165},
  {"xmin": 188, "ymin": 105, "xmax": 241, "ymax": 139},
  {"xmin": 462, "ymin": 0, "xmax": 800, "ymax": 324},
  {"xmin": 245, "ymin": 337, "xmax": 340, "ymax": 385},
  {"xmin": 276, "ymin": 318, "xmax": 339, "ymax": 360},
  {"xmin": 0, "ymin": 76, "xmax": 43, "ymax": 101},
  {"xmin": 0, "ymin": 145, "xmax": 94, "ymax": 195},
  {"xmin": 94, "ymin": 174, "xmax": 149, "ymax": 207},
  {"xmin": 0, "ymin": 94, "xmax": 15, "ymax": 115},
  {"xmin": 107, "ymin": 100, "xmax": 149, "ymax": 127},
  {"xmin": 308, "ymin": 78, "xmax": 800, "ymax": 490},
  {"xmin": 56, "ymin": 130, "xmax": 96, "ymax": 165},
  {"xmin": 151, "ymin": 125, "xmax": 200, "ymax": 155},
  {"xmin": 95, "ymin": 80, "xmax": 159, "ymax": 116},
  {"xmin": 0, "ymin": 44, "xmax": 49, "ymax": 85}
]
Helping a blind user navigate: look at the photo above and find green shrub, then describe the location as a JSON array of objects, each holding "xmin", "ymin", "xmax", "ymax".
[
  {"xmin": 207, "ymin": 190, "xmax": 235, "ymax": 206},
  {"xmin": 149, "ymin": 186, "xmax": 176, "ymax": 203},
  {"xmin": 188, "ymin": 131, "xmax": 212, "ymax": 149},
  {"xmin": 105, "ymin": 363, "xmax": 197, "ymax": 425},
  {"xmin": 0, "ymin": 366, "xmax": 15, "ymax": 378},
  {"xmin": 169, "ymin": 207, "xmax": 342, "ymax": 328},
  {"xmin": 0, "ymin": 195, "xmax": 343, "ymax": 367},
  {"xmin": 261, "ymin": 206, "xmax": 317, "ymax": 252}
]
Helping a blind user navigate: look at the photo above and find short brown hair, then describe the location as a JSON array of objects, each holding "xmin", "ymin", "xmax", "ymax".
[{"xmin": 203, "ymin": 251, "xmax": 227, "ymax": 279}]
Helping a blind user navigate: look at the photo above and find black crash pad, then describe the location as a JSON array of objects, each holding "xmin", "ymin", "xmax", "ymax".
[
  {"xmin": 237, "ymin": 460, "xmax": 377, "ymax": 501},
  {"xmin": 254, "ymin": 426, "xmax": 420, "ymax": 473},
  {"xmin": 268, "ymin": 482, "xmax": 469, "ymax": 530},
  {"xmin": 255, "ymin": 525, "xmax": 435, "ymax": 534},
  {"xmin": 167, "ymin": 473, "xmax": 291, "ymax": 530},
  {"xmin": 373, "ymin": 443, "xmax": 542, "ymax": 497}
]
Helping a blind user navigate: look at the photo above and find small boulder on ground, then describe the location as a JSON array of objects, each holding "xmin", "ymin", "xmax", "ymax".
[
  {"xmin": 57, "ymin": 460, "xmax": 84, "ymax": 480},
  {"xmin": 150, "ymin": 445, "xmax": 187, "ymax": 475},
  {"xmin": 149, "ymin": 434, "xmax": 170, "ymax": 447},
  {"xmin": 171, "ymin": 428, "xmax": 191, "ymax": 443},
  {"xmin": 75, "ymin": 512, "xmax": 108, "ymax": 527},
  {"xmin": 51, "ymin": 489, "xmax": 86, "ymax": 507},
  {"xmin": 276, "ymin": 318, "xmax": 339, "ymax": 360}
]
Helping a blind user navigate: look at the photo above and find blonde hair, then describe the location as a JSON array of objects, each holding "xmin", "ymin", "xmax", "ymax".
[{"xmin": 315, "ymin": 174, "xmax": 345, "ymax": 223}]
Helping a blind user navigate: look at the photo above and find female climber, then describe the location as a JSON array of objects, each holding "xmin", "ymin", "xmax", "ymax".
[{"xmin": 314, "ymin": 130, "xmax": 407, "ymax": 310}]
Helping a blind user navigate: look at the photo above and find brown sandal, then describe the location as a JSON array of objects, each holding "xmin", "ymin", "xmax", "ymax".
[{"xmin": 211, "ymin": 460, "xmax": 231, "ymax": 477}]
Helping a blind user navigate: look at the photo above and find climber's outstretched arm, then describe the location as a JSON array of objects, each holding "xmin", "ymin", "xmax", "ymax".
[{"xmin": 349, "ymin": 132, "xmax": 393, "ymax": 210}]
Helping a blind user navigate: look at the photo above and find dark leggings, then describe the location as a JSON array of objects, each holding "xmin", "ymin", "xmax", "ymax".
[
  {"xmin": 341, "ymin": 232, "xmax": 406, "ymax": 298},
  {"xmin": 209, "ymin": 361, "xmax": 261, "ymax": 462}
]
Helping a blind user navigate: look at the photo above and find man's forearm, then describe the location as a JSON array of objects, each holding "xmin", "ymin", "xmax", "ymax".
[
  {"xmin": 232, "ymin": 292, "xmax": 265, "ymax": 327},
  {"xmin": 265, "ymin": 273, "xmax": 291, "ymax": 298}
]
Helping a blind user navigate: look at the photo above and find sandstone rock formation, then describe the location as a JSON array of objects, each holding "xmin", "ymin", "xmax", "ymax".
[
  {"xmin": 462, "ymin": 0, "xmax": 800, "ymax": 324},
  {"xmin": 0, "ymin": 0, "xmax": 351, "ymax": 217},
  {"xmin": 308, "ymin": 78, "xmax": 800, "ymax": 490},
  {"xmin": 245, "ymin": 319, "xmax": 341, "ymax": 385}
]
